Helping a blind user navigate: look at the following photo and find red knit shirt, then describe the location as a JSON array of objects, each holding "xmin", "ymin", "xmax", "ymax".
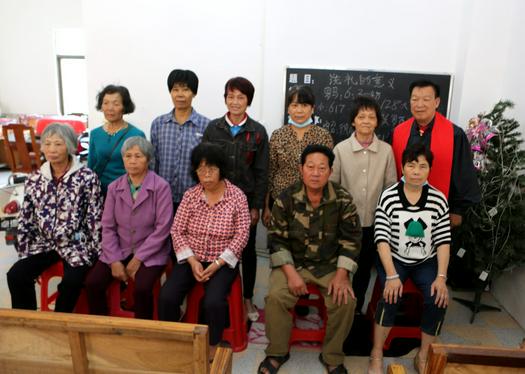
[{"xmin": 171, "ymin": 179, "xmax": 251, "ymax": 267}]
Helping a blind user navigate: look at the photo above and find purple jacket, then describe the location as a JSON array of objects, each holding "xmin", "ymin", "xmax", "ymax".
[
  {"xmin": 17, "ymin": 158, "xmax": 102, "ymax": 267},
  {"xmin": 100, "ymin": 170, "xmax": 173, "ymax": 267}
]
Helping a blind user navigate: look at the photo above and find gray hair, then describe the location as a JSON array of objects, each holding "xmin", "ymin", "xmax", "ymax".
[
  {"xmin": 120, "ymin": 136, "xmax": 154, "ymax": 162},
  {"xmin": 41, "ymin": 123, "xmax": 78, "ymax": 156}
]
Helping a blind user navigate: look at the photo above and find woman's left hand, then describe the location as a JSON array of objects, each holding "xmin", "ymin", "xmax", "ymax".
[
  {"xmin": 126, "ymin": 257, "xmax": 142, "ymax": 280},
  {"xmin": 431, "ymin": 277, "xmax": 449, "ymax": 308},
  {"xmin": 201, "ymin": 260, "xmax": 222, "ymax": 281},
  {"xmin": 250, "ymin": 208, "xmax": 260, "ymax": 227}
]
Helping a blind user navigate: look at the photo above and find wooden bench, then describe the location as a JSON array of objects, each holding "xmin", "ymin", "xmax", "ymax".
[
  {"xmin": 425, "ymin": 343, "xmax": 525, "ymax": 373},
  {"xmin": 0, "ymin": 308, "xmax": 232, "ymax": 373},
  {"xmin": 386, "ymin": 343, "xmax": 525, "ymax": 374}
]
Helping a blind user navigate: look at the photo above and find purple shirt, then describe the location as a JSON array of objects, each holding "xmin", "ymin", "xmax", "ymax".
[{"xmin": 100, "ymin": 170, "xmax": 173, "ymax": 267}]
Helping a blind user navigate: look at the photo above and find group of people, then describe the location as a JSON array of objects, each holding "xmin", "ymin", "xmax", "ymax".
[{"xmin": 6, "ymin": 69, "xmax": 480, "ymax": 374}]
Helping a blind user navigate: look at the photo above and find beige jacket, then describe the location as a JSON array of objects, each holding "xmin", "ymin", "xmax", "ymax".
[{"xmin": 330, "ymin": 133, "xmax": 397, "ymax": 227}]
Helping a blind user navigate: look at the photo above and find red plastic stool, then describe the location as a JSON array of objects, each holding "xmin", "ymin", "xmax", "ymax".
[
  {"xmin": 366, "ymin": 277, "xmax": 423, "ymax": 350},
  {"xmin": 38, "ymin": 261, "xmax": 89, "ymax": 314},
  {"xmin": 183, "ymin": 274, "xmax": 247, "ymax": 352},
  {"xmin": 108, "ymin": 277, "xmax": 161, "ymax": 319},
  {"xmin": 39, "ymin": 262, "xmax": 63, "ymax": 311},
  {"xmin": 289, "ymin": 284, "xmax": 328, "ymax": 346}
]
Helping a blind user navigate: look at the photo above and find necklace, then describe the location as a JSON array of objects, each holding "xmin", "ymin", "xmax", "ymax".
[{"xmin": 104, "ymin": 121, "xmax": 127, "ymax": 136}]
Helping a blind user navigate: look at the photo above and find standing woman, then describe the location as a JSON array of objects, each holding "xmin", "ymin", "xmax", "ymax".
[
  {"xmin": 202, "ymin": 77, "xmax": 269, "ymax": 322},
  {"xmin": 330, "ymin": 96, "xmax": 397, "ymax": 314},
  {"xmin": 7, "ymin": 123, "xmax": 102, "ymax": 313},
  {"xmin": 262, "ymin": 85, "xmax": 333, "ymax": 227},
  {"xmin": 88, "ymin": 84, "xmax": 145, "ymax": 196}
]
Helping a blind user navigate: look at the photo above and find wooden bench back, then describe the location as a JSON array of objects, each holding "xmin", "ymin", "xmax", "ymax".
[
  {"xmin": 0, "ymin": 308, "xmax": 231, "ymax": 374},
  {"xmin": 426, "ymin": 343, "xmax": 525, "ymax": 374}
]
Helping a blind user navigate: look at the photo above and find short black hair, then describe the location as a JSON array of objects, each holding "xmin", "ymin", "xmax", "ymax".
[
  {"xmin": 300, "ymin": 144, "xmax": 335, "ymax": 168},
  {"xmin": 96, "ymin": 85, "xmax": 135, "ymax": 114},
  {"xmin": 401, "ymin": 143, "xmax": 434, "ymax": 168},
  {"xmin": 349, "ymin": 96, "xmax": 383, "ymax": 127},
  {"xmin": 190, "ymin": 142, "xmax": 227, "ymax": 181},
  {"xmin": 167, "ymin": 69, "xmax": 199, "ymax": 94},
  {"xmin": 409, "ymin": 80, "xmax": 440, "ymax": 98},
  {"xmin": 224, "ymin": 77, "xmax": 255, "ymax": 106},
  {"xmin": 287, "ymin": 85, "xmax": 315, "ymax": 107}
]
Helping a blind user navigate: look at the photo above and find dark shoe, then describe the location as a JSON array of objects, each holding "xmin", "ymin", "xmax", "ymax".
[
  {"xmin": 319, "ymin": 353, "xmax": 348, "ymax": 374},
  {"xmin": 257, "ymin": 353, "xmax": 290, "ymax": 374}
]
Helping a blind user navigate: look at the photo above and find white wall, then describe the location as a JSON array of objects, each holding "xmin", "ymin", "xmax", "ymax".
[
  {"xmin": 0, "ymin": 0, "xmax": 82, "ymax": 115},
  {"xmin": 82, "ymin": 0, "xmax": 264, "ymax": 131},
  {"xmin": 493, "ymin": 267, "xmax": 525, "ymax": 329},
  {"xmin": 261, "ymin": 0, "xmax": 462, "ymax": 134},
  {"xmin": 3, "ymin": 0, "xmax": 524, "ymax": 134},
  {"xmin": 82, "ymin": 0, "xmax": 466, "ymax": 135},
  {"xmin": 455, "ymin": 0, "xmax": 524, "ymax": 128}
]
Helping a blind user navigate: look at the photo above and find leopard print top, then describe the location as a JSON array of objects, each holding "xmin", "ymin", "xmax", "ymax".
[{"xmin": 268, "ymin": 124, "xmax": 334, "ymax": 200}]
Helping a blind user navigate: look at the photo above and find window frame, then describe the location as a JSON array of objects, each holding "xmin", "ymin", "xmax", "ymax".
[{"xmin": 56, "ymin": 54, "xmax": 86, "ymax": 115}]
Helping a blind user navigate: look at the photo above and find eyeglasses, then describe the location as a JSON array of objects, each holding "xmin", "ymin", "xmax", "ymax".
[{"xmin": 196, "ymin": 165, "xmax": 219, "ymax": 175}]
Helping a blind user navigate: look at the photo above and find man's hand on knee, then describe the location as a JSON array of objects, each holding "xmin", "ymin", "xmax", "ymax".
[
  {"xmin": 327, "ymin": 268, "xmax": 355, "ymax": 306},
  {"xmin": 281, "ymin": 264, "xmax": 308, "ymax": 296}
]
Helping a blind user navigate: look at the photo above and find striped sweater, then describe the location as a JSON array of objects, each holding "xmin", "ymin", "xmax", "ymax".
[{"xmin": 374, "ymin": 182, "xmax": 451, "ymax": 265}]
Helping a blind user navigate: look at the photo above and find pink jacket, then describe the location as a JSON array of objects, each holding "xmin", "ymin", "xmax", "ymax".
[{"xmin": 100, "ymin": 170, "xmax": 173, "ymax": 267}]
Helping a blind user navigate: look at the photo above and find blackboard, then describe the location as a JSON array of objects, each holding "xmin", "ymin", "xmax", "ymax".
[{"xmin": 284, "ymin": 67, "xmax": 452, "ymax": 144}]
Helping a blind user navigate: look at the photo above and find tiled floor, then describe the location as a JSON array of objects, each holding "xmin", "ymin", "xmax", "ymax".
[
  {"xmin": 233, "ymin": 255, "xmax": 525, "ymax": 373},
  {"xmin": 0, "ymin": 169, "xmax": 523, "ymax": 373}
]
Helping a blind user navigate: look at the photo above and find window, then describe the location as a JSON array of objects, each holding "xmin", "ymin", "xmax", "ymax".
[{"xmin": 54, "ymin": 28, "xmax": 88, "ymax": 115}]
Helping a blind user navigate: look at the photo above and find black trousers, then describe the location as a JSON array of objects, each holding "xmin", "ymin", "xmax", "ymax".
[
  {"xmin": 352, "ymin": 226, "xmax": 377, "ymax": 313},
  {"xmin": 158, "ymin": 261, "xmax": 238, "ymax": 345},
  {"xmin": 241, "ymin": 225, "xmax": 257, "ymax": 299},
  {"xmin": 7, "ymin": 251, "xmax": 89, "ymax": 312}
]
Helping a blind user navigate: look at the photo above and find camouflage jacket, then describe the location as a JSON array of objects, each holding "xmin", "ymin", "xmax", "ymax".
[{"xmin": 268, "ymin": 181, "xmax": 362, "ymax": 278}]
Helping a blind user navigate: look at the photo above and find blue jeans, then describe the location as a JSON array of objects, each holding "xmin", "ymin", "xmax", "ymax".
[{"xmin": 374, "ymin": 256, "xmax": 447, "ymax": 336}]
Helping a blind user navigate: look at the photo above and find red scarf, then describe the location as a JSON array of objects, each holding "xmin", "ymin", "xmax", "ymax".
[{"xmin": 392, "ymin": 112, "xmax": 454, "ymax": 198}]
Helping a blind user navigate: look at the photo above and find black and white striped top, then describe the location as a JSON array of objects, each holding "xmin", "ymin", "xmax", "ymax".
[{"xmin": 374, "ymin": 182, "xmax": 451, "ymax": 265}]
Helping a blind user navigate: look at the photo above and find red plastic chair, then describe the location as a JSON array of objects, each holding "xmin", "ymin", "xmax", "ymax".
[
  {"xmin": 366, "ymin": 277, "xmax": 423, "ymax": 350},
  {"xmin": 35, "ymin": 117, "xmax": 87, "ymax": 136},
  {"xmin": 289, "ymin": 284, "xmax": 328, "ymax": 346},
  {"xmin": 183, "ymin": 274, "xmax": 247, "ymax": 352},
  {"xmin": 107, "ymin": 278, "xmax": 161, "ymax": 319},
  {"xmin": 38, "ymin": 261, "xmax": 89, "ymax": 314}
]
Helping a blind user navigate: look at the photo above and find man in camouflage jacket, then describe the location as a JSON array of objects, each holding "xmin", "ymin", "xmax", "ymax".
[{"xmin": 259, "ymin": 144, "xmax": 361, "ymax": 374}]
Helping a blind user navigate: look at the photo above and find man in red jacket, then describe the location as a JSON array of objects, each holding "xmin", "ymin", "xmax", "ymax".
[{"xmin": 391, "ymin": 80, "xmax": 480, "ymax": 227}]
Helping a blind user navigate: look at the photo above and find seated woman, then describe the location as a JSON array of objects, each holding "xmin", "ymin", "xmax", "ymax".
[
  {"xmin": 158, "ymin": 142, "xmax": 250, "ymax": 358},
  {"xmin": 7, "ymin": 123, "xmax": 102, "ymax": 313},
  {"xmin": 85, "ymin": 137, "xmax": 173, "ymax": 320},
  {"xmin": 368, "ymin": 143, "xmax": 451, "ymax": 374}
]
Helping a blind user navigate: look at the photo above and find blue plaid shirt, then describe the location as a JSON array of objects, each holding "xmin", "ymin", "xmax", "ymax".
[{"xmin": 150, "ymin": 108, "xmax": 210, "ymax": 203}]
